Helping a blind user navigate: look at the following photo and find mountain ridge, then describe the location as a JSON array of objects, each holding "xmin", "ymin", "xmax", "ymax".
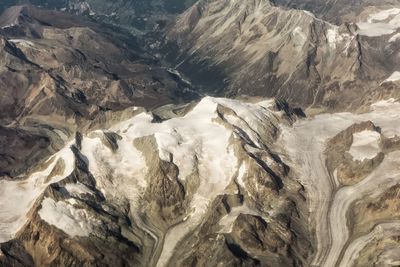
[{"xmin": 161, "ymin": 0, "xmax": 400, "ymax": 112}]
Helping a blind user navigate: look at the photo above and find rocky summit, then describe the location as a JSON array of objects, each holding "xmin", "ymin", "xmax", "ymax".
[{"xmin": 0, "ymin": 1, "xmax": 400, "ymax": 267}]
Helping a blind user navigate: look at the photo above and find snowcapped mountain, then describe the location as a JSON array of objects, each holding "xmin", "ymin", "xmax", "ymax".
[
  {"xmin": 0, "ymin": 97, "xmax": 311, "ymax": 266},
  {"xmin": 0, "ymin": 1, "xmax": 400, "ymax": 267},
  {"xmin": 1, "ymin": 94, "xmax": 400, "ymax": 267}
]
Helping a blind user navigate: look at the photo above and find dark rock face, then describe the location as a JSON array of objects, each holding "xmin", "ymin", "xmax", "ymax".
[{"xmin": 0, "ymin": 126, "xmax": 51, "ymax": 177}]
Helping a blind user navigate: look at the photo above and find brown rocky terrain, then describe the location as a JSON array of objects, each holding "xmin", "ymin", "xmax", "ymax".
[{"xmin": 162, "ymin": 0, "xmax": 400, "ymax": 112}]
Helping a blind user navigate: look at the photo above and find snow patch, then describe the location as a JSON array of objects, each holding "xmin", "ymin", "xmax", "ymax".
[
  {"xmin": 9, "ymin": 39, "xmax": 35, "ymax": 48},
  {"xmin": 389, "ymin": 32, "xmax": 400, "ymax": 42},
  {"xmin": 357, "ymin": 22, "xmax": 397, "ymax": 37},
  {"xmin": 237, "ymin": 163, "xmax": 247, "ymax": 188},
  {"xmin": 0, "ymin": 143, "xmax": 75, "ymax": 242},
  {"xmin": 303, "ymin": 10, "xmax": 316, "ymax": 18},
  {"xmin": 39, "ymin": 198, "xmax": 99, "ymax": 237},
  {"xmin": 326, "ymin": 27, "xmax": 344, "ymax": 48},
  {"xmin": 367, "ymin": 8, "xmax": 400, "ymax": 23},
  {"xmin": 384, "ymin": 71, "xmax": 400, "ymax": 82},
  {"xmin": 293, "ymin": 26, "xmax": 307, "ymax": 47},
  {"xmin": 1, "ymin": 24, "xmax": 16, "ymax": 29},
  {"xmin": 218, "ymin": 205, "xmax": 259, "ymax": 233},
  {"xmin": 65, "ymin": 183, "xmax": 94, "ymax": 197},
  {"xmin": 371, "ymin": 98, "xmax": 397, "ymax": 108},
  {"xmin": 348, "ymin": 130, "xmax": 381, "ymax": 161},
  {"xmin": 357, "ymin": 8, "xmax": 400, "ymax": 37}
]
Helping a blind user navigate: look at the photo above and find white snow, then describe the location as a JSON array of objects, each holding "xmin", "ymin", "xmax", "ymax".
[
  {"xmin": 218, "ymin": 205, "xmax": 259, "ymax": 233},
  {"xmin": 217, "ymin": 98, "xmax": 277, "ymax": 132},
  {"xmin": 237, "ymin": 163, "xmax": 247, "ymax": 188},
  {"xmin": 81, "ymin": 132, "xmax": 147, "ymax": 207},
  {"xmin": 367, "ymin": 8, "xmax": 400, "ymax": 23},
  {"xmin": 384, "ymin": 71, "xmax": 400, "ymax": 82},
  {"xmin": 0, "ymin": 143, "xmax": 75, "ymax": 242},
  {"xmin": 293, "ymin": 26, "xmax": 307, "ymax": 47},
  {"xmin": 389, "ymin": 32, "xmax": 400, "ymax": 42},
  {"xmin": 303, "ymin": 10, "xmax": 316, "ymax": 18},
  {"xmin": 9, "ymin": 39, "xmax": 35, "ymax": 48},
  {"xmin": 39, "ymin": 198, "xmax": 99, "ymax": 237},
  {"xmin": 370, "ymin": 99, "xmax": 400, "ymax": 138},
  {"xmin": 327, "ymin": 28, "xmax": 338, "ymax": 44},
  {"xmin": 65, "ymin": 182, "xmax": 94, "ymax": 197},
  {"xmin": 357, "ymin": 22, "xmax": 397, "ymax": 37},
  {"xmin": 79, "ymin": 97, "xmax": 278, "ymax": 266},
  {"xmin": 152, "ymin": 97, "xmax": 278, "ymax": 267},
  {"xmin": 1, "ymin": 24, "xmax": 16, "ymax": 29},
  {"xmin": 371, "ymin": 98, "xmax": 397, "ymax": 108},
  {"xmin": 326, "ymin": 27, "xmax": 345, "ymax": 49},
  {"xmin": 153, "ymin": 98, "xmax": 239, "ymax": 267},
  {"xmin": 348, "ymin": 130, "xmax": 381, "ymax": 161},
  {"xmin": 357, "ymin": 8, "xmax": 400, "ymax": 37}
]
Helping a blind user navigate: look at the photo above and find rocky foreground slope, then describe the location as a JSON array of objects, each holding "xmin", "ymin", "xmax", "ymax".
[
  {"xmin": 0, "ymin": 97, "xmax": 312, "ymax": 266},
  {"xmin": 0, "ymin": 95, "xmax": 399, "ymax": 267}
]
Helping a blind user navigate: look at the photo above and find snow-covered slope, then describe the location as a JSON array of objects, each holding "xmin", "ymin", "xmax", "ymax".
[
  {"xmin": 357, "ymin": 8, "xmax": 400, "ymax": 37},
  {"xmin": 0, "ymin": 97, "xmax": 310, "ymax": 266},
  {"xmin": 1, "ymin": 95, "xmax": 400, "ymax": 266},
  {"xmin": 279, "ymin": 97, "xmax": 400, "ymax": 267}
]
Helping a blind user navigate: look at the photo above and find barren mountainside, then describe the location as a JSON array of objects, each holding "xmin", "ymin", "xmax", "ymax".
[
  {"xmin": 164, "ymin": 0, "xmax": 400, "ymax": 112},
  {"xmin": 0, "ymin": 5, "xmax": 197, "ymax": 178}
]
